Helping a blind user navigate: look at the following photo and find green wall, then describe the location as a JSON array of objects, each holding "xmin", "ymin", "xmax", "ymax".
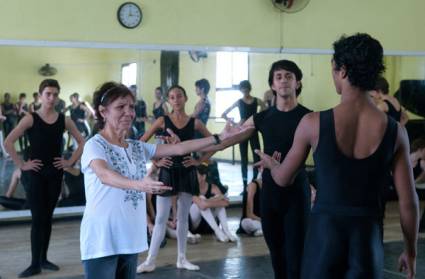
[{"xmin": 1, "ymin": 0, "xmax": 425, "ymax": 51}]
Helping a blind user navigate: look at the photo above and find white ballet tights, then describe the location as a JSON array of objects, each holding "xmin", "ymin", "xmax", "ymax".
[
  {"xmin": 148, "ymin": 193, "xmax": 193, "ymax": 260},
  {"xmin": 189, "ymin": 203, "xmax": 235, "ymax": 241}
]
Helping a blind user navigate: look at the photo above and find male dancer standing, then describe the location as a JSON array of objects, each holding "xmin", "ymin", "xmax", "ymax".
[
  {"xmin": 208, "ymin": 60, "xmax": 312, "ymax": 279},
  {"xmin": 256, "ymin": 33, "xmax": 419, "ymax": 279}
]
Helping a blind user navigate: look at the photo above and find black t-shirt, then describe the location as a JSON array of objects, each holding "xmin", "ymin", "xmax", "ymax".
[{"xmin": 253, "ymin": 104, "xmax": 311, "ymax": 190}]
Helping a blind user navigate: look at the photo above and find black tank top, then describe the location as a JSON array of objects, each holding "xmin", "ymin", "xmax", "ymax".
[
  {"xmin": 18, "ymin": 103, "xmax": 28, "ymax": 119},
  {"xmin": 384, "ymin": 100, "xmax": 401, "ymax": 122},
  {"xmin": 153, "ymin": 103, "xmax": 165, "ymax": 119},
  {"xmin": 197, "ymin": 98, "xmax": 211, "ymax": 125},
  {"xmin": 163, "ymin": 115, "xmax": 195, "ymax": 166},
  {"xmin": 200, "ymin": 183, "xmax": 213, "ymax": 199},
  {"xmin": 27, "ymin": 113, "xmax": 65, "ymax": 165},
  {"xmin": 70, "ymin": 104, "xmax": 85, "ymax": 123},
  {"xmin": 135, "ymin": 100, "xmax": 147, "ymax": 118},
  {"xmin": 313, "ymin": 109, "xmax": 397, "ymax": 216},
  {"xmin": 238, "ymin": 98, "xmax": 258, "ymax": 121}
]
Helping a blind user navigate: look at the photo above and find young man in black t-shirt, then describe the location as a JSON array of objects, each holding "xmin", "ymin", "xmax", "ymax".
[{"xmin": 207, "ymin": 60, "xmax": 312, "ymax": 279}]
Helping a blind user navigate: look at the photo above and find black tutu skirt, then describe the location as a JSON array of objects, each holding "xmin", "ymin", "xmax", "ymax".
[{"xmin": 158, "ymin": 165, "xmax": 199, "ymax": 196}]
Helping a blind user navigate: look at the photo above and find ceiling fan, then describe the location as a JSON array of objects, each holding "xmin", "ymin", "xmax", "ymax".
[
  {"xmin": 188, "ymin": 51, "xmax": 208, "ymax": 63},
  {"xmin": 272, "ymin": 0, "xmax": 311, "ymax": 13},
  {"xmin": 38, "ymin": 63, "xmax": 58, "ymax": 76}
]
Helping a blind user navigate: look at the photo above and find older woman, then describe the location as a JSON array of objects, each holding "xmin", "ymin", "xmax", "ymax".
[
  {"xmin": 5, "ymin": 79, "xmax": 85, "ymax": 278},
  {"xmin": 80, "ymin": 82, "xmax": 243, "ymax": 279}
]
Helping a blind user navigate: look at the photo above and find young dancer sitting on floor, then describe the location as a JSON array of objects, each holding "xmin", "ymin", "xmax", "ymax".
[{"xmin": 189, "ymin": 164, "xmax": 236, "ymax": 242}]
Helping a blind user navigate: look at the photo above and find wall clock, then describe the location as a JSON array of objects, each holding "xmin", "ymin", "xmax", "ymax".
[{"xmin": 117, "ymin": 2, "xmax": 142, "ymax": 29}]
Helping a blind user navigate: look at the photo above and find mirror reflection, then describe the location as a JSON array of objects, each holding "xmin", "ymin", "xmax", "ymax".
[{"xmin": 0, "ymin": 45, "xmax": 423, "ymax": 216}]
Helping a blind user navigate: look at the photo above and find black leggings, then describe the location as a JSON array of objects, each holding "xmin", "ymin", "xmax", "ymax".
[
  {"xmin": 3, "ymin": 118, "xmax": 16, "ymax": 138},
  {"xmin": 25, "ymin": 167, "xmax": 63, "ymax": 267},
  {"xmin": 260, "ymin": 186, "xmax": 307, "ymax": 279},
  {"xmin": 301, "ymin": 214, "xmax": 383, "ymax": 279},
  {"xmin": 239, "ymin": 132, "xmax": 260, "ymax": 187}
]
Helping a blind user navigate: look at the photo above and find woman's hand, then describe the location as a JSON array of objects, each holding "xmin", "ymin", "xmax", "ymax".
[
  {"xmin": 219, "ymin": 121, "xmax": 253, "ymax": 142},
  {"xmin": 20, "ymin": 159, "xmax": 43, "ymax": 172},
  {"xmin": 154, "ymin": 157, "xmax": 173, "ymax": 168},
  {"xmin": 182, "ymin": 156, "xmax": 200, "ymax": 168},
  {"xmin": 53, "ymin": 157, "xmax": 73, "ymax": 169},
  {"xmin": 136, "ymin": 176, "xmax": 172, "ymax": 194},
  {"xmin": 254, "ymin": 149, "xmax": 280, "ymax": 171},
  {"xmin": 157, "ymin": 128, "xmax": 181, "ymax": 144}
]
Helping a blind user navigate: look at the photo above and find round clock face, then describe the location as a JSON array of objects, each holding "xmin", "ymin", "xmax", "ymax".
[{"xmin": 117, "ymin": 2, "xmax": 142, "ymax": 29}]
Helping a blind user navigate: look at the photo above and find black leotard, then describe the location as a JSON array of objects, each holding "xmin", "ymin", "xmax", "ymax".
[
  {"xmin": 302, "ymin": 109, "xmax": 398, "ymax": 279},
  {"xmin": 238, "ymin": 98, "xmax": 258, "ymax": 121},
  {"xmin": 158, "ymin": 116, "xmax": 199, "ymax": 196},
  {"xmin": 152, "ymin": 102, "xmax": 165, "ymax": 119}
]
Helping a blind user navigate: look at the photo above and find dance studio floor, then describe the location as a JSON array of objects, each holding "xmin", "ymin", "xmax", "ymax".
[{"xmin": 0, "ymin": 158, "xmax": 424, "ymax": 278}]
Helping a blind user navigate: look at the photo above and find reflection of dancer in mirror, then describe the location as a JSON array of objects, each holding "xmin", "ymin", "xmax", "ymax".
[
  {"xmin": 129, "ymin": 85, "xmax": 148, "ymax": 139},
  {"xmin": 221, "ymin": 80, "xmax": 265, "ymax": 189},
  {"xmin": 2, "ymin": 92, "xmax": 18, "ymax": 138},
  {"xmin": 369, "ymin": 76, "xmax": 409, "ymax": 125},
  {"xmin": 29, "ymin": 92, "xmax": 41, "ymax": 113},
  {"xmin": 192, "ymin": 79, "xmax": 211, "ymax": 140},
  {"xmin": 5, "ymin": 79, "xmax": 85, "ymax": 278},
  {"xmin": 65, "ymin": 92, "xmax": 93, "ymax": 139},
  {"xmin": 16, "ymin": 93, "xmax": 29, "ymax": 153},
  {"xmin": 256, "ymin": 33, "xmax": 419, "ymax": 279},
  {"xmin": 0, "ymin": 106, "xmax": 8, "ymax": 157},
  {"xmin": 192, "ymin": 79, "xmax": 211, "ymax": 126},
  {"xmin": 152, "ymin": 86, "xmax": 169, "ymax": 121},
  {"xmin": 263, "ymin": 89, "xmax": 275, "ymax": 109}
]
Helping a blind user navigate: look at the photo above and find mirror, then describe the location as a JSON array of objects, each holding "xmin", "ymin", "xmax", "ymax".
[{"xmin": 0, "ymin": 43, "xmax": 423, "ymax": 220}]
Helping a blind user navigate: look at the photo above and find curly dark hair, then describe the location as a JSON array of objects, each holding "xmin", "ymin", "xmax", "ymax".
[
  {"xmin": 333, "ymin": 33, "xmax": 385, "ymax": 91},
  {"xmin": 93, "ymin": 82, "xmax": 134, "ymax": 130},
  {"xmin": 268, "ymin": 59, "xmax": 303, "ymax": 96}
]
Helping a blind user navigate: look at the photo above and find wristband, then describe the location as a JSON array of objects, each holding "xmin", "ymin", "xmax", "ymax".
[{"xmin": 213, "ymin": 134, "xmax": 221, "ymax": 145}]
